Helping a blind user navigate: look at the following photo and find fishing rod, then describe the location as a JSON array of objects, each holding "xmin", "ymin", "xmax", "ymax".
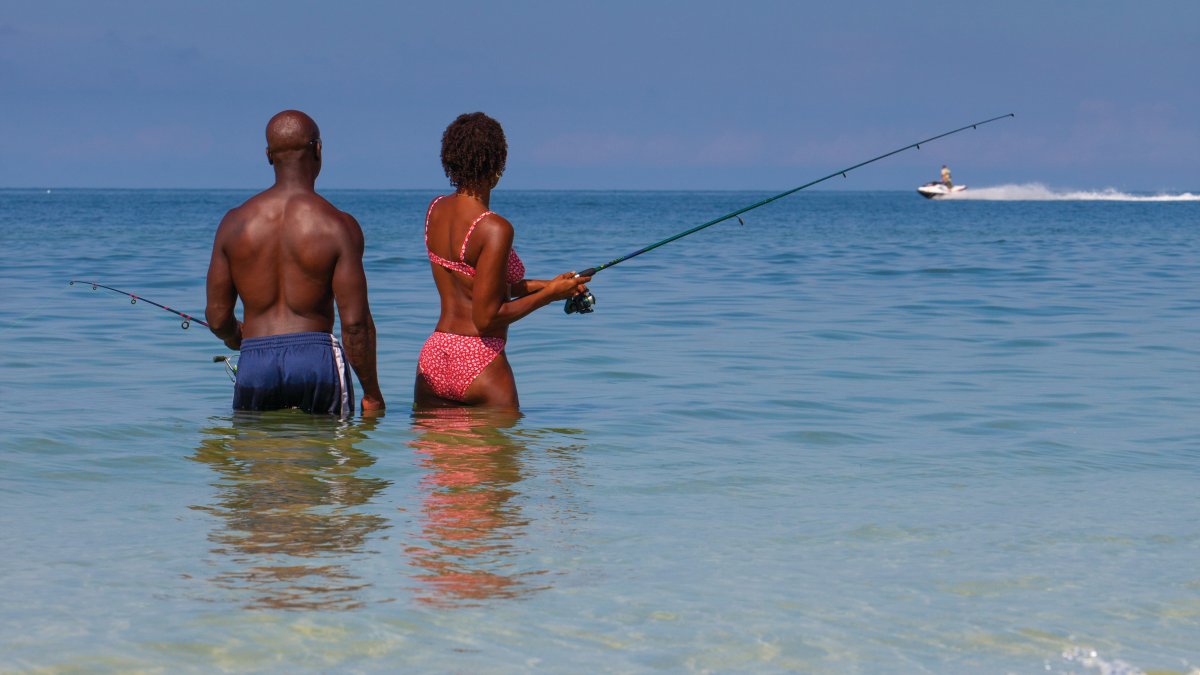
[
  {"xmin": 69, "ymin": 280, "xmax": 209, "ymax": 329},
  {"xmin": 70, "ymin": 280, "xmax": 239, "ymax": 380},
  {"xmin": 564, "ymin": 113, "xmax": 1015, "ymax": 314}
]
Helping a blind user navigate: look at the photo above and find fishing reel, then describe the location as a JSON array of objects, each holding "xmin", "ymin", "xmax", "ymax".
[
  {"xmin": 564, "ymin": 291, "xmax": 596, "ymax": 315},
  {"xmin": 213, "ymin": 354, "xmax": 238, "ymax": 382},
  {"xmin": 564, "ymin": 268, "xmax": 597, "ymax": 315}
]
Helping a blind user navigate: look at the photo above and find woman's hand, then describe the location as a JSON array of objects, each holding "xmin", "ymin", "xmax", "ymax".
[{"xmin": 543, "ymin": 271, "xmax": 592, "ymax": 301}]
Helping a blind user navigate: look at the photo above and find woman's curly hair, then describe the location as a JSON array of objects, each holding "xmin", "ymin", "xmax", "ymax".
[{"xmin": 441, "ymin": 112, "xmax": 507, "ymax": 192}]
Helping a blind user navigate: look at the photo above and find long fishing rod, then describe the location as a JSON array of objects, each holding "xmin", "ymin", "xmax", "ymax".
[
  {"xmin": 564, "ymin": 113, "xmax": 1015, "ymax": 314},
  {"xmin": 70, "ymin": 280, "xmax": 239, "ymax": 380},
  {"xmin": 69, "ymin": 280, "xmax": 209, "ymax": 329}
]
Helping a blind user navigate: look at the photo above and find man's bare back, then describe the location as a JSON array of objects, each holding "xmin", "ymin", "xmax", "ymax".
[
  {"xmin": 205, "ymin": 110, "xmax": 384, "ymax": 414},
  {"xmin": 213, "ymin": 190, "xmax": 356, "ymax": 338}
]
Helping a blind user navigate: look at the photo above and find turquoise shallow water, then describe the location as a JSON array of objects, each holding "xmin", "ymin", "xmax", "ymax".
[{"xmin": 1, "ymin": 188, "xmax": 1198, "ymax": 673}]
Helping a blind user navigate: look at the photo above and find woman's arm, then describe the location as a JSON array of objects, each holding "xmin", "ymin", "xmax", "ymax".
[
  {"xmin": 510, "ymin": 278, "xmax": 549, "ymax": 298},
  {"xmin": 469, "ymin": 218, "xmax": 590, "ymax": 333}
]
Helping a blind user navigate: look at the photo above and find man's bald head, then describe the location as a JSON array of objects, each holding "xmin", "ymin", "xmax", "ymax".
[
  {"xmin": 264, "ymin": 111, "xmax": 321, "ymax": 176},
  {"xmin": 266, "ymin": 110, "xmax": 320, "ymax": 153}
]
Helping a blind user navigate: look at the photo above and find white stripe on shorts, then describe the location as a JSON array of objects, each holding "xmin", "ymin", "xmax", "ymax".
[{"xmin": 330, "ymin": 334, "xmax": 350, "ymax": 417}]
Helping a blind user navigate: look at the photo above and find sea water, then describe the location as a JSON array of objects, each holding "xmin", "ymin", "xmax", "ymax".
[{"xmin": 1, "ymin": 187, "xmax": 1197, "ymax": 673}]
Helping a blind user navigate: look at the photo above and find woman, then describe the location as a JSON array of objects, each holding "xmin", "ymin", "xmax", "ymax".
[{"xmin": 415, "ymin": 112, "xmax": 590, "ymax": 409}]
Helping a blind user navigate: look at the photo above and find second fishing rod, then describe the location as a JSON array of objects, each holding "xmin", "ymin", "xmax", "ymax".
[{"xmin": 563, "ymin": 113, "xmax": 1014, "ymax": 314}]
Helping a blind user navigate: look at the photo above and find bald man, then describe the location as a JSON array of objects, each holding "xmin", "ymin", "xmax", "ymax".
[{"xmin": 205, "ymin": 110, "xmax": 384, "ymax": 416}]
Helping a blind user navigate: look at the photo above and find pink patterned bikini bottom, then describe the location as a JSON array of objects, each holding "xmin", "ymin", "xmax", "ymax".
[{"xmin": 417, "ymin": 331, "xmax": 506, "ymax": 402}]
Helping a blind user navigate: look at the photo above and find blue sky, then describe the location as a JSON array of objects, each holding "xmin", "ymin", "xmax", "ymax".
[{"xmin": 3, "ymin": 1, "xmax": 1197, "ymax": 191}]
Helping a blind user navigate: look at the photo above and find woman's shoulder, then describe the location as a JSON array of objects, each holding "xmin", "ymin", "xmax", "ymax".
[
  {"xmin": 468, "ymin": 211, "xmax": 515, "ymax": 250},
  {"xmin": 476, "ymin": 210, "xmax": 512, "ymax": 229}
]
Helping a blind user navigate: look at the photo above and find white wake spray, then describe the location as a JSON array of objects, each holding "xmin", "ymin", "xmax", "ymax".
[{"xmin": 939, "ymin": 183, "xmax": 1200, "ymax": 202}]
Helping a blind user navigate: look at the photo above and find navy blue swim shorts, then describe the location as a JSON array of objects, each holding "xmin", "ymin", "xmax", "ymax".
[{"xmin": 232, "ymin": 332, "xmax": 354, "ymax": 416}]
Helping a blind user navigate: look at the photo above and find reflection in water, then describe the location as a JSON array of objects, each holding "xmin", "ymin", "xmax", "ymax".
[
  {"xmin": 407, "ymin": 408, "xmax": 585, "ymax": 607},
  {"xmin": 190, "ymin": 411, "xmax": 390, "ymax": 611}
]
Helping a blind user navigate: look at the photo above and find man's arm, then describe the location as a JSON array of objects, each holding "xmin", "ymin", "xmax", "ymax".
[
  {"xmin": 332, "ymin": 213, "xmax": 384, "ymax": 412},
  {"xmin": 205, "ymin": 211, "xmax": 242, "ymax": 350}
]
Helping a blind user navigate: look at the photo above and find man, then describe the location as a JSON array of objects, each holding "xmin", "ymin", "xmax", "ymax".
[
  {"xmin": 940, "ymin": 164, "xmax": 953, "ymax": 187},
  {"xmin": 205, "ymin": 110, "xmax": 384, "ymax": 416}
]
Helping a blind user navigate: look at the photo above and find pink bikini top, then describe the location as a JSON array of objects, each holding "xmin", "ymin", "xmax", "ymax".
[{"xmin": 425, "ymin": 196, "xmax": 525, "ymax": 285}]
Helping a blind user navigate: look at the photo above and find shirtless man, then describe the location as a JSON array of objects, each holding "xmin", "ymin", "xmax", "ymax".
[{"xmin": 205, "ymin": 110, "xmax": 384, "ymax": 416}]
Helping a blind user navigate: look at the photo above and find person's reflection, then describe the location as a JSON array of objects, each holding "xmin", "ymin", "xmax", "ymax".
[
  {"xmin": 407, "ymin": 408, "xmax": 558, "ymax": 607},
  {"xmin": 191, "ymin": 411, "xmax": 390, "ymax": 611}
]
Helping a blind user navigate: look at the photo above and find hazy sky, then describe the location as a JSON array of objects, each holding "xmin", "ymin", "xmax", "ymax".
[{"xmin": 3, "ymin": 1, "xmax": 1197, "ymax": 190}]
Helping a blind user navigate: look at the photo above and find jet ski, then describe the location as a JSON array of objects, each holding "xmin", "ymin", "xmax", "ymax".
[{"xmin": 917, "ymin": 182, "xmax": 967, "ymax": 199}]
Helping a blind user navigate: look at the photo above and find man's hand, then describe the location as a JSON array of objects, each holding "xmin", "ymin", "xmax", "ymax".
[
  {"xmin": 361, "ymin": 394, "xmax": 385, "ymax": 416},
  {"xmin": 221, "ymin": 320, "xmax": 243, "ymax": 351}
]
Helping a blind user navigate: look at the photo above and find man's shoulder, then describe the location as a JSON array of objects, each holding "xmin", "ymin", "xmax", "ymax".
[
  {"xmin": 281, "ymin": 193, "xmax": 362, "ymax": 250},
  {"xmin": 221, "ymin": 188, "xmax": 278, "ymax": 222},
  {"xmin": 237, "ymin": 187, "xmax": 280, "ymax": 209},
  {"xmin": 306, "ymin": 193, "xmax": 360, "ymax": 232},
  {"xmin": 285, "ymin": 190, "xmax": 345, "ymax": 214}
]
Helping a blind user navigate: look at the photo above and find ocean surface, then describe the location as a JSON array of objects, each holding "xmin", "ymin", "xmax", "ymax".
[{"xmin": 1, "ymin": 186, "xmax": 1198, "ymax": 673}]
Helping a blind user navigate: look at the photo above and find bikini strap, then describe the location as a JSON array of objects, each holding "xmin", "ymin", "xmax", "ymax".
[
  {"xmin": 425, "ymin": 195, "xmax": 474, "ymax": 275},
  {"xmin": 423, "ymin": 195, "xmax": 447, "ymax": 249},
  {"xmin": 458, "ymin": 211, "xmax": 494, "ymax": 262}
]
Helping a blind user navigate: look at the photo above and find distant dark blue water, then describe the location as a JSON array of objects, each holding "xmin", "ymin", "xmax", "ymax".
[{"xmin": 2, "ymin": 188, "xmax": 1198, "ymax": 673}]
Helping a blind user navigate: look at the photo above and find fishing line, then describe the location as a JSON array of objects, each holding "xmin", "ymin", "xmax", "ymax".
[
  {"xmin": 0, "ymin": 308, "xmax": 44, "ymax": 336},
  {"xmin": 564, "ymin": 113, "xmax": 1015, "ymax": 314},
  {"xmin": 70, "ymin": 280, "xmax": 209, "ymax": 329}
]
